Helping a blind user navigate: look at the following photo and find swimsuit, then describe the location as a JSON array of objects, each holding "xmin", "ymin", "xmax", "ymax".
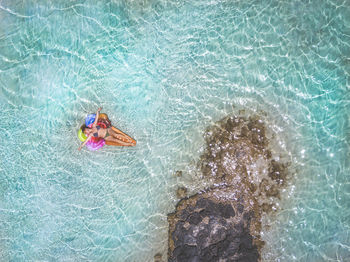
[
  {"xmin": 93, "ymin": 125, "xmax": 101, "ymax": 137},
  {"xmin": 104, "ymin": 129, "xmax": 110, "ymax": 138},
  {"xmin": 93, "ymin": 125, "xmax": 110, "ymax": 138}
]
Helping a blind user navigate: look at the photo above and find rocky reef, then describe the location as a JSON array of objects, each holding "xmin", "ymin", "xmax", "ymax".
[
  {"xmin": 167, "ymin": 113, "xmax": 290, "ymax": 261},
  {"xmin": 168, "ymin": 189, "xmax": 259, "ymax": 262}
]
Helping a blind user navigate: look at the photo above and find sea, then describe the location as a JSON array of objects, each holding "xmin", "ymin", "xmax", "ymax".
[{"xmin": 0, "ymin": 0, "xmax": 349, "ymax": 261}]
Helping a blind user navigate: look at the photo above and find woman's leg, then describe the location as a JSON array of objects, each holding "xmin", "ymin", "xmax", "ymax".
[
  {"xmin": 105, "ymin": 135, "xmax": 135, "ymax": 146},
  {"xmin": 108, "ymin": 128, "xmax": 134, "ymax": 143}
]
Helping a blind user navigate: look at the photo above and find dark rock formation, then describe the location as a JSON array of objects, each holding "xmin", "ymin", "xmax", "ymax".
[
  {"xmin": 168, "ymin": 191, "xmax": 259, "ymax": 262},
  {"xmin": 168, "ymin": 113, "xmax": 291, "ymax": 261}
]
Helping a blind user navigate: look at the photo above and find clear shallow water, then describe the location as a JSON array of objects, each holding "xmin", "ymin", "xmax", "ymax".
[{"xmin": 0, "ymin": 0, "xmax": 349, "ymax": 261}]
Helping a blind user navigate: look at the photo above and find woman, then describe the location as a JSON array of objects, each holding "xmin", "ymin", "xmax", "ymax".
[{"xmin": 78, "ymin": 107, "xmax": 136, "ymax": 150}]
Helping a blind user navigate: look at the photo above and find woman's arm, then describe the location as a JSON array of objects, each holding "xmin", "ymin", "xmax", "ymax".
[
  {"xmin": 78, "ymin": 135, "xmax": 92, "ymax": 150},
  {"xmin": 92, "ymin": 107, "xmax": 102, "ymax": 127}
]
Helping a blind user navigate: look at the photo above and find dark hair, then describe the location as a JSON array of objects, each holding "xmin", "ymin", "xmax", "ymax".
[{"xmin": 81, "ymin": 124, "xmax": 88, "ymax": 133}]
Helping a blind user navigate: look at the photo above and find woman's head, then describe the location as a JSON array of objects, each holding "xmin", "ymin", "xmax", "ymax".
[{"xmin": 81, "ymin": 124, "xmax": 91, "ymax": 135}]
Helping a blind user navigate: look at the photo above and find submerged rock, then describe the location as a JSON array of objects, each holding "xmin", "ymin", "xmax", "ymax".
[
  {"xmin": 176, "ymin": 187, "xmax": 188, "ymax": 199},
  {"xmin": 168, "ymin": 113, "xmax": 290, "ymax": 261},
  {"xmin": 198, "ymin": 114, "xmax": 290, "ymax": 215},
  {"xmin": 154, "ymin": 253, "xmax": 163, "ymax": 262},
  {"xmin": 174, "ymin": 170, "xmax": 183, "ymax": 177}
]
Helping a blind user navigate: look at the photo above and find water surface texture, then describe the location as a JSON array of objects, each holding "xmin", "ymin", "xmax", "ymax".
[{"xmin": 0, "ymin": 0, "xmax": 349, "ymax": 261}]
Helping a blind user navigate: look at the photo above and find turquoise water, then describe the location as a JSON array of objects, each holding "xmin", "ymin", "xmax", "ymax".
[{"xmin": 0, "ymin": 0, "xmax": 349, "ymax": 261}]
